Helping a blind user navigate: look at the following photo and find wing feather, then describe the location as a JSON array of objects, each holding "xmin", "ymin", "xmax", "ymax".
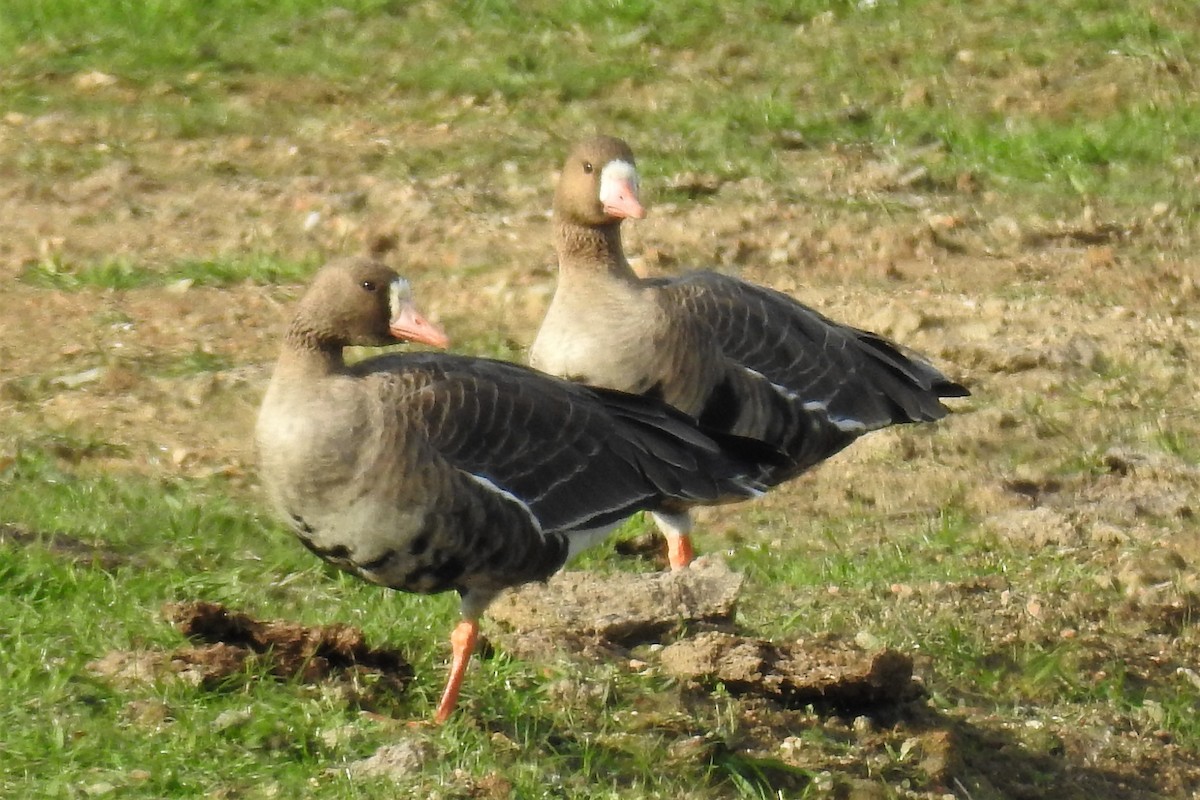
[
  {"xmin": 654, "ymin": 271, "xmax": 968, "ymax": 477},
  {"xmin": 362, "ymin": 353, "xmax": 764, "ymax": 535}
]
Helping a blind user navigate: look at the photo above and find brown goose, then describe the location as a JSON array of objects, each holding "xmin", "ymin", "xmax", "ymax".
[
  {"xmin": 530, "ymin": 136, "xmax": 970, "ymax": 569},
  {"xmin": 255, "ymin": 257, "xmax": 771, "ymax": 722}
]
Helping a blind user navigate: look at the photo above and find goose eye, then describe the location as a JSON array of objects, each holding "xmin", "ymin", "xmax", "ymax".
[
  {"xmin": 361, "ymin": 280, "xmax": 377, "ymax": 292},
  {"xmin": 583, "ymin": 162, "xmax": 594, "ymax": 174}
]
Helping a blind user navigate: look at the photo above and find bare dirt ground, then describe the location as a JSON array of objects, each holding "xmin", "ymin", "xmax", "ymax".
[{"xmin": 3, "ymin": 121, "xmax": 1200, "ymax": 797}]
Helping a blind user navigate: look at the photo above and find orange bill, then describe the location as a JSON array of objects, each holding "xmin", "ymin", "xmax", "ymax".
[{"xmin": 390, "ymin": 303, "xmax": 450, "ymax": 349}]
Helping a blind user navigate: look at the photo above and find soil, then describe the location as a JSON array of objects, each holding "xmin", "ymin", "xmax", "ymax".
[
  {"xmin": 489, "ymin": 555, "xmax": 744, "ymax": 642},
  {"xmin": 88, "ymin": 600, "xmax": 412, "ymax": 713},
  {"xmin": 5, "ymin": 121, "xmax": 1200, "ymax": 798}
]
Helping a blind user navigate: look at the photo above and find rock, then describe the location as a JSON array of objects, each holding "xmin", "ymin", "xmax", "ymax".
[
  {"xmin": 489, "ymin": 557, "xmax": 743, "ymax": 644},
  {"xmin": 657, "ymin": 632, "xmax": 916, "ymax": 708}
]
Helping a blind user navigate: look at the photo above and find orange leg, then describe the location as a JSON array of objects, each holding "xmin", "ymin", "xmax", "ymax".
[
  {"xmin": 433, "ymin": 618, "xmax": 478, "ymax": 724},
  {"xmin": 666, "ymin": 534, "xmax": 694, "ymax": 571},
  {"xmin": 654, "ymin": 512, "xmax": 696, "ymax": 571}
]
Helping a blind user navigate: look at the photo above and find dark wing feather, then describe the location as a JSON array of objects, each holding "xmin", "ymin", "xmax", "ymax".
[
  {"xmin": 360, "ymin": 352, "xmax": 765, "ymax": 535},
  {"xmin": 657, "ymin": 271, "xmax": 968, "ymax": 474}
]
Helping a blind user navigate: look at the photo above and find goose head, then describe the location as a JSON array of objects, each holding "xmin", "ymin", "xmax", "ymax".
[
  {"xmin": 554, "ymin": 135, "xmax": 646, "ymax": 227},
  {"xmin": 290, "ymin": 257, "xmax": 450, "ymax": 351}
]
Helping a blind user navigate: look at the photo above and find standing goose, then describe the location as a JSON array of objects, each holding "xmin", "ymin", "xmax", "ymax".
[
  {"xmin": 256, "ymin": 257, "xmax": 770, "ymax": 722},
  {"xmin": 530, "ymin": 136, "xmax": 970, "ymax": 569}
]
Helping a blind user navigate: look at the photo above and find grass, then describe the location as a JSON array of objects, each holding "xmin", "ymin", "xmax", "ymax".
[
  {"xmin": 2, "ymin": 0, "xmax": 1197, "ymax": 209},
  {"xmin": 4, "ymin": 423, "xmax": 1199, "ymax": 797},
  {"xmin": 2, "ymin": 0, "xmax": 1200, "ymax": 797},
  {"xmin": 21, "ymin": 254, "xmax": 319, "ymax": 290},
  {"xmin": 10, "ymin": 423, "xmax": 1186, "ymax": 791}
]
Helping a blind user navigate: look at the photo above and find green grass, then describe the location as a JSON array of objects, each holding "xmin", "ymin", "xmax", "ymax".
[
  {"xmin": 5, "ymin": 420, "xmax": 1200, "ymax": 796},
  {"xmin": 2, "ymin": 0, "xmax": 1197, "ymax": 209},
  {"xmin": 0, "ymin": 446, "xmax": 823, "ymax": 798},
  {"xmin": 21, "ymin": 254, "xmax": 319, "ymax": 290}
]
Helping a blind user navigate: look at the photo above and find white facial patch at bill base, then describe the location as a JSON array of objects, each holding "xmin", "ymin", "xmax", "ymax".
[
  {"xmin": 389, "ymin": 277, "xmax": 413, "ymax": 316},
  {"xmin": 599, "ymin": 160, "xmax": 640, "ymax": 207}
]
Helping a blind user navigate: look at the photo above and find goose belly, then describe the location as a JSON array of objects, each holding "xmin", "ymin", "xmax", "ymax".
[{"xmin": 281, "ymin": 497, "xmax": 441, "ymax": 591}]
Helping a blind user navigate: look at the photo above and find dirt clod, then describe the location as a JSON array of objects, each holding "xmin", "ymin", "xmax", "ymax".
[
  {"xmin": 344, "ymin": 738, "xmax": 435, "ymax": 782},
  {"xmin": 489, "ymin": 557, "xmax": 743, "ymax": 644},
  {"xmin": 163, "ymin": 600, "xmax": 412, "ymax": 684},
  {"xmin": 87, "ymin": 601, "xmax": 412, "ymax": 709},
  {"xmin": 658, "ymin": 631, "xmax": 917, "ymax": 709}
]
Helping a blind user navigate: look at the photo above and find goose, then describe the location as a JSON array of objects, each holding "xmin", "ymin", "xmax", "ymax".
[
  {"xmin": 255, "ymin": 257, "xmax": 771, "ymax": 722},
  {"xmin": 530, "ymin": 136, "xmax": 970, "ymax": 570}
]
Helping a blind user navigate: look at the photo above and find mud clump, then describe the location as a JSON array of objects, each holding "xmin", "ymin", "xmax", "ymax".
[
  {"xmin": 163, "ymin": 600, "xmax": 412, "ymax": 683},
  {"xmin": 491, "ymin": 559, "xmax": 918, "ymax": 712},
  {"xmin": 659, "ymin": 631, "xmax": 917, "ymax": 709},
  {"xmin": 88, "ymin": 601, "xmax": 412, "ymax": 707}
]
